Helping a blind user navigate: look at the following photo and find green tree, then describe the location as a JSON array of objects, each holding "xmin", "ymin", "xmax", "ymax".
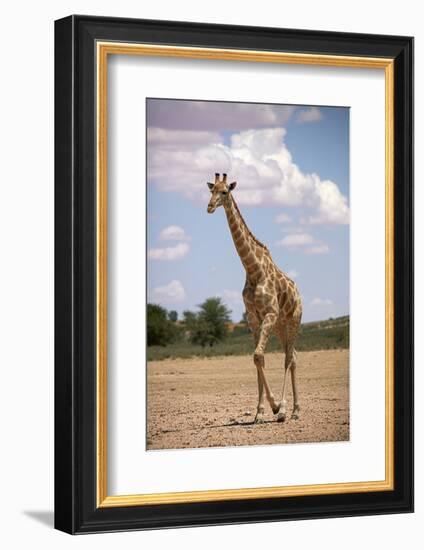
[
  {"xmin": 147, "ymin": 303, "xmax": 178, "ymax": 346},
  {"xmin": 185, "ymin": 297, "xmax": 232, "ymax": 347},
  {"xmin": 182, "ymin": 310, "xmax": 197, "ymax": 328},
  {"xmin": 168, "ymin": 310, "xmax": 178, "ymax": 322}
]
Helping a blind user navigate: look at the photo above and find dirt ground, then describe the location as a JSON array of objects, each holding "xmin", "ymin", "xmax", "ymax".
[{"xmin": 147, "ymin": 349, "xmax": 349, "ymax": 450}]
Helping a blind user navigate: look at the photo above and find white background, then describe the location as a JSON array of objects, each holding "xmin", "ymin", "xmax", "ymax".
[
  {"xmin": 0, "ymin": 1, "xmax": 420, "ymax": 548},
  {"xmin": 108, "ymin": 57, "xmax": 386, "ymax": 495}
]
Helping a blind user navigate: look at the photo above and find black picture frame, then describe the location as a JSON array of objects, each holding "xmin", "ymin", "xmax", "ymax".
[{"xmin": 55, "ymin": 15, "xmax": 414, "ymax": 534}]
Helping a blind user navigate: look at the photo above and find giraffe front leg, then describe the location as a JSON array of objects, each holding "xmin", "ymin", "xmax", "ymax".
[
  {"xmin": 254, "ymin": 312, "xmax": 280, "ymax": 415},
  {"xmin": 245, "ymin": 309, "xmax": 264, "ymax": 424}
]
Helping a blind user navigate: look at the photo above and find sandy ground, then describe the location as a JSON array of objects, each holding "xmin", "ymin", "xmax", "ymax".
[{"xmin": 147, "ymin": 349, "xmax": 349, "ymax": 450}]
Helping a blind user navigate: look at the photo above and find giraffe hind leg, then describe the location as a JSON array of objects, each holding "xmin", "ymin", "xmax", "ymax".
[
  {"xmin": 254, "ymin": 311, "xmax": 280, "ymax": 415},
  {"xmin": 254, "ymin": 370, "xmax": 265, "ymax": 423},
  {"xmin": 289, "ymin": 317, "xmax": 302, "ymax": 419},
  {"xmin": 277, "ymin": 347, "xmax": 300, "ymax": 421},
  {"xmin": 290, "ymin": 348, "xmax": 300, "ymax": 419},
  {"xmin": 277, "ymin": 348, "xmax": 292, "ymax": 422},
  {"xmin": 278, "ymin": 320, "xmax": 301, "ymax": 422}
]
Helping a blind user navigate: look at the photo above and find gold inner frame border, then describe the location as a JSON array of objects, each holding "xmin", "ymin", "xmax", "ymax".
[{"xmin": 96, "ymin": 42, "xmax": 394, "ymax": 508}]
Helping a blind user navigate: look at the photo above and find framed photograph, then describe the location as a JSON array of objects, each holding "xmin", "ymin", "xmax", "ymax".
[{"xmin": 54, "ymin": 15, "xmax": 413, "ymax": 534}]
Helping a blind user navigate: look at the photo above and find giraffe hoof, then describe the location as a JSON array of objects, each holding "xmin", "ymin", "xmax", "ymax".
[
  {"xmin": 272, "ymin": 402, "xmax": 281, "ymax": 415},
  {"xmin": 254, "ymin": 416, "xmax": 265, "ymax": 424},
  {"xmin": 291, "ymin": 406, "xmax": 300, "ymax": 420},
  {"xmin": 277, "ymin": 412, "xmax": 286, "ymax": 423}
]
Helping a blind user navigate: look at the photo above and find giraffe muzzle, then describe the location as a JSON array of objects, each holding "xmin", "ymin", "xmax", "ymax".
[{"xmin": 207, "ymin": 204, "xmax": 216, "ymax": 213}]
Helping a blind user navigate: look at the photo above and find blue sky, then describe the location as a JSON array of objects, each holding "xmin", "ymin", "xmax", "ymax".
[{"xmin": 146, "ymin": 99, "xmax": 349, "ymax": 323}]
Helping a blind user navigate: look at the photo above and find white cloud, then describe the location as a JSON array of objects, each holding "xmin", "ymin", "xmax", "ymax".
[
  {"xmin": 277, "ymin": 233, "xmax": 315, "ymax": 247},
  {"xmin": 286, "ymin": 269, "xmax": 298, "ymax": 279},
  {"xmin": 307, "ymin": 180, "xmax": 350, "ymax": 225},
  {"xmin": 148, "ymin": 127, "xmax": 220, "ymax": 146},
  {"xmin": 280, "ymin": 225, "xmax": 303, "ymax": 234},
  {"xmin": 147, "ymin": 127, "xmax": 349, "ymax": 225},
  {"xmin": 310, "ymin": 298, "xmax": 333, "ymax": 307},
  {"xmin": 148, "ymin": 242, "xmax": 189, "ymax": 261},
  {"xmin": 275, "ymin": 212, "xmax": 292, "ymax": 224},
  {"xmin": 296, "ymin": 107, "xmax": 323, "ymax": 124},
  {"xmin": 221, "ymin": 289, "xmax": 243, "ymax": 305},
  {"xmin": 159, "ymin": 225, "xmax": 190, "ymax": 241},
  {"xmin": 148, "ymin": 99, "xmax": 296, "ymax": 131},
  {"xmin": 152, "ymin": 280, "xmax": 186, "ymax": 303},
  {"xmin": 305, "ymin": 244, "xmax": 330, "ymax": 255},
  {"xmin": 276, "ymin": 232, "xmax": 330, "ymax": 254}
]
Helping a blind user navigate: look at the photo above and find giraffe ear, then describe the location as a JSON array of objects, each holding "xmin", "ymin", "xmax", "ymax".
[
  {"xmin": 229, "ymin": 181, "xmax": 237, "ymax": 191},
  {"xmin": 207, "ymin": 182, "xmax": 214, "ymax": 191}
]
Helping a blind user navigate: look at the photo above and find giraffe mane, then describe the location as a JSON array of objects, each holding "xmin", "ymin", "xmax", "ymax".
[{"xmin": 231, "ymin": 196, "xmax": 269, "ymax": 252}]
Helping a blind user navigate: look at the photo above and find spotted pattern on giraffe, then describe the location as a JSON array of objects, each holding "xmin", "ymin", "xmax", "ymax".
[{"xmin": 207, "ymin": 173, "xmax": 302, "ymax": 424}]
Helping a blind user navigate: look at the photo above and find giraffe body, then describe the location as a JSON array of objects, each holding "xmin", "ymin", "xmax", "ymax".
[{"xmin": 207, "ymin": 173, "xmax": 302, "ymax": 423}]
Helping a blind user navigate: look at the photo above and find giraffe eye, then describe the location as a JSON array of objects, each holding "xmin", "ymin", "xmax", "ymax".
[{"xmin": 222, "ymin": 191, "xmax": 228, "ymax": 195}]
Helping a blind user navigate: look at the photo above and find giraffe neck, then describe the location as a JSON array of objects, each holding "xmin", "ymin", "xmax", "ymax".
[{"xmin": 223, "ymin": 195, "xmax": 267, "ymax": 278}]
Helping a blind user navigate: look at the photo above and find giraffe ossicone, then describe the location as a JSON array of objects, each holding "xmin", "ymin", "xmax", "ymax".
[{"xmin": 206, "ymin": 173, "xmax": 303, "ymax": 424}]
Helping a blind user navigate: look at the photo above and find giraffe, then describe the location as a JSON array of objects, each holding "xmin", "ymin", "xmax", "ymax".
[{"xmin": 207, "ymin": 173, "xmax": 303, "ymax": 423}]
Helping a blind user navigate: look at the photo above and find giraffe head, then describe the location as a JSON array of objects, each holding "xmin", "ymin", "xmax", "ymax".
[{"xmin": 206, "ymin": 173, "xmax": 237, "ymax": 213}]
